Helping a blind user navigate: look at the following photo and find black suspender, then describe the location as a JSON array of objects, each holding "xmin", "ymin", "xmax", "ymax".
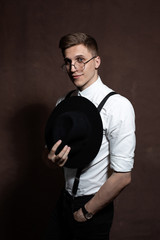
[
  {"xmin": 72, "ymin": 168, "xmax": 83, "ymax": 196},
  {"xmin": 65, "ymin": 90, "xmax": 76, "ymax": 99},
  {"xmin": 71, "ymin": 91, "xmax": 117, "ymax": 196},
  {"xmin": 97, "ymin": 92, "xmax": 118, "ymax": 112}
]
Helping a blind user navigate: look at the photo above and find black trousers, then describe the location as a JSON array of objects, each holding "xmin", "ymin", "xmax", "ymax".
[{"xmin": 44, "ymin": 190, "xmax": 114, "ymax": 240}]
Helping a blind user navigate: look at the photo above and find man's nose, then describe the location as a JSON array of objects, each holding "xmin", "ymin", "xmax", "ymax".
[{"xmin": 70, "ymin": 63, "xmax": 76, "ymax": 72}]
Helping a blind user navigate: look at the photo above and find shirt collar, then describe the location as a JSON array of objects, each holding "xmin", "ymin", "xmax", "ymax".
[{"xmin": 78, "ymin": 76, "xmax": 103, "ymax": 98}]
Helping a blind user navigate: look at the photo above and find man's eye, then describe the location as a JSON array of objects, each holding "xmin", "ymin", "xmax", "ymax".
[{"xmin": 77, "ymin": 58, "xmax": 84, "ymax": 63}]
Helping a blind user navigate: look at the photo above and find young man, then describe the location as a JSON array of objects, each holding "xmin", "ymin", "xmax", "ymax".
[{"xmin": 45, "ymin": 32, "xmax": 136, "ymax": 240}]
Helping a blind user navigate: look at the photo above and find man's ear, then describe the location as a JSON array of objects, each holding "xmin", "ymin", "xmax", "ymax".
[{"xmin": 95, "ymin": 56, "xmax": 101, "ymax": 69}]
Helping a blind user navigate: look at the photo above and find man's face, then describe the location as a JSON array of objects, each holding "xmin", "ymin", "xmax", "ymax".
[{"xmin": 64, "ymin": 44, "xmax": 100, "ymax": 91}]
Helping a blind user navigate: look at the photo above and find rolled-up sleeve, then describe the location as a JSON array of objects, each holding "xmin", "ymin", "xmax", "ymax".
[{"xmin": 106, "ymin": 96, "xmax": 136, "ymax": 172}]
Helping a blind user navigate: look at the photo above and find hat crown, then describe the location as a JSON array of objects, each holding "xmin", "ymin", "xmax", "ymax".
[{"xmin": 53, "ymin": 111, "xmax": 91, "ymax": 155}]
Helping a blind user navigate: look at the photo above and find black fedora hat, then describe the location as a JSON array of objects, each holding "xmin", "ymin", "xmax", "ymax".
[{"xmin": 45, "ymin": 96, "xmax": 103, "ymax": 169}]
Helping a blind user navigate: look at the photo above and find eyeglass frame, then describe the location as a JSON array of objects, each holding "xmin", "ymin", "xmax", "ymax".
[{"xmin": 61, "ymin": 56, "xmax": 97, "ymax": 71}]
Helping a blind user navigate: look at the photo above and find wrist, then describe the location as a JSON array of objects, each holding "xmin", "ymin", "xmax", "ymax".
[{"xmin": 81, "ymin": 205, "xmax": 94, "ymax": 220}]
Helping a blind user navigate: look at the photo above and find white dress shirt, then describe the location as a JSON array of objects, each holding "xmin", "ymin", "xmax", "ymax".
[{"xmin": 63, "ymin": 76, "xmax": 136, "ymax": 196}]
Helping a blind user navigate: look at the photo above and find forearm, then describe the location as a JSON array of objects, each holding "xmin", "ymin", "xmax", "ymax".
[{"xmin": 85, "ymin": 171, "xmax": 131, "ymax": 215}]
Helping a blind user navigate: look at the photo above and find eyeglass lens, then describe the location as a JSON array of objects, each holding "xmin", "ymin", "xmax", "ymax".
[{"xmin": 63, "ymin": 56, "xmax": 96, "ymax": 71}]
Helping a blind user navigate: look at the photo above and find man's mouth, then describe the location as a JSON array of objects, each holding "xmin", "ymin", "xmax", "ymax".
[{"xmin": 72, "ymin": 74, "xmax": 83, "ymax": 79}]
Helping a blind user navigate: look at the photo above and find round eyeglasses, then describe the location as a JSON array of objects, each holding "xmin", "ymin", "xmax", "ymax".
[{"xmin": 62, "ymin": 56, "xmax": 97, "ymax": 71}]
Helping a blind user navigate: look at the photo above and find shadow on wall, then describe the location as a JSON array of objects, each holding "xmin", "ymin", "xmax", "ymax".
[{"xmin": 1, "ymin": 104, "xmax": 64, "ymax": 240}]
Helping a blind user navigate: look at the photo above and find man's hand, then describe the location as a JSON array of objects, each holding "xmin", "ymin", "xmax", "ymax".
[
  {"xmin": 48, "ymin": 140, "xmax": 71, "ymax": 167},
  {"xmin": 73, "ymin": 208, "xmax": 87, "ymax": 222}
]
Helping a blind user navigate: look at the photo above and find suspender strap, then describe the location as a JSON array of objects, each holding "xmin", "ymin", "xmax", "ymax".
[
  {"xmin": 97, "ymin": 91, "xmax": 117, "ymax": 112},
  {"xmin": 65, "ymin": 90, "xmax": 76, "ymax": 99},
  {"xmin": 72, "ymin": 168, "xmax": 83, "ymax": 196},
  {"xmin": 71, "ymin": 91, "xmax": 117, "ymax": 196}
]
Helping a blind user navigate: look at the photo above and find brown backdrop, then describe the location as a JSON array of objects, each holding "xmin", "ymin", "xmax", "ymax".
[{"xmin": 0, "ymin": 0, "xmax": 160, "ymax": 239}]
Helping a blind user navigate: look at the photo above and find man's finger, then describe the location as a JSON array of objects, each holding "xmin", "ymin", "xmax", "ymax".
[
  {"xmin": 57, "ymin": 145, "xmax": 70, "ymax": 159},
  {"xmin": 58, "ymin": 146, "xmax": 71, "ymax": 167},
  {"xmin": 48, "ymin": 140, "xmax": 62, "ymax": 160}
]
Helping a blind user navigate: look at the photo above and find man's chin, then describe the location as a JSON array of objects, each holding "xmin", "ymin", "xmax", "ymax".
[{"xmin": 71, "ymin": 80, "xmax": 83, "ymax": 90}]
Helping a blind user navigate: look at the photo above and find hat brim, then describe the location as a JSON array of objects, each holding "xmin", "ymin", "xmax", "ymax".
[{"xmin": 45, "ymin": 96, "xmax": 103, "ymax": 169}]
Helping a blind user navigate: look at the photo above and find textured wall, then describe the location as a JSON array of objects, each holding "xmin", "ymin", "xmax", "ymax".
[{"xmin": 0, "ymin": 0, "xmax": 160, "ymax": 239}]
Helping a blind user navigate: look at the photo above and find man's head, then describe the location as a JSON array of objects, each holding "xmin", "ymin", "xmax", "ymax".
[
  {"xmin": 59, "ymin": 32, "xmax": 101, "ymax": 91},
  {"xmin": 59, "ymin": 32, "xmax": 98, "ymax": 57}
]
